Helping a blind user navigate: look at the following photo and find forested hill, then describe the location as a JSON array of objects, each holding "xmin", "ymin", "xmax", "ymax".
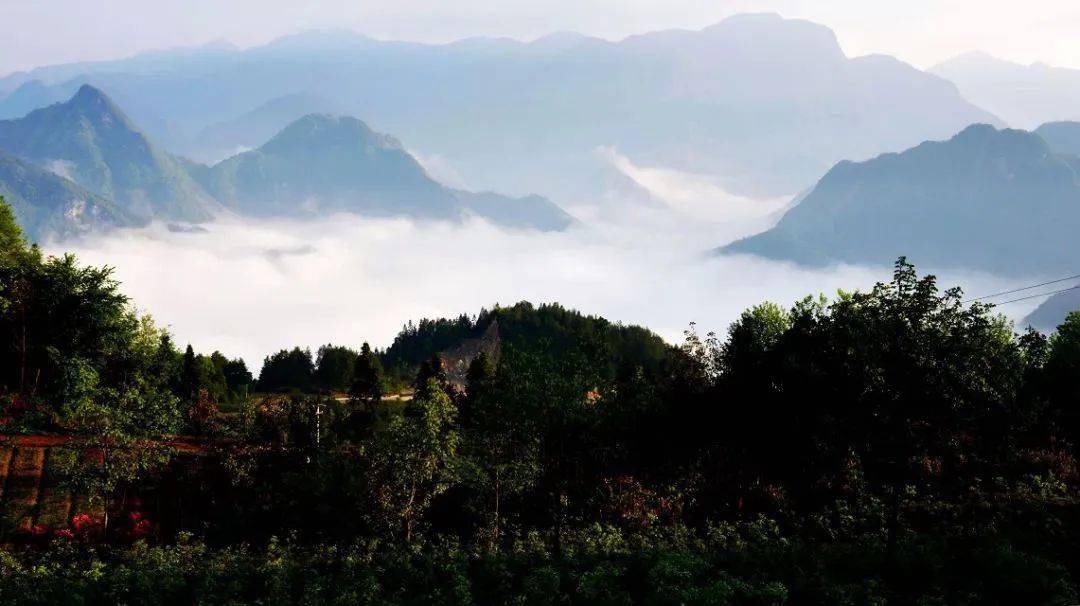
[
  {"xmin": 253, "ymin": 302, "xmax": 674, "ymax": 395},
  {"xmin": 380, "ymin": 301, "xmax": 671, "ymax": 382},
  {"xmin": 720, "ymin": 124, "xmax": 1080, "ymax": 276}
]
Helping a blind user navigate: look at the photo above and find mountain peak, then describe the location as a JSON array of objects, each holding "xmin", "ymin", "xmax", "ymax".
[
  {"xmin": 65, "ymin": 84, "xmax": 134, "ymax": 127},
  {"xmin": 720, "ymin": 123, "xmax": 1080, "ymax": 275},
  {"xmin": 71, "ymin": 84, "xmax": 111, "ymax": 105},
  {"xmin": 0, "ymin": 86, "xmax": 218, "ymax": 222},
  {"xmin": 261, "ymin": 114, "xmax": 403, "ymax": 155}
]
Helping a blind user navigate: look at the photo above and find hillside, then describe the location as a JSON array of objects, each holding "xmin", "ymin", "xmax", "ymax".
[
  {"xmin": 0, "ymin": 85, "xmax": 219, "ymax": 223},
  {"xmin": 1022, "ymin": 287, "xmax": 1080, "ymax": 333},
  {"xmin": 382, "ymin": 301, "xmax": 671, "ymax": 382},
  {"xmin": 720, "ymin": 124, "xmax": 1080, "ymax": 276},
  {"xmin": 192, "ymin": 114, "xmax": 573, "ymax": 229},
  {"xmin": 0, "ymin": 151, "xmax": 134, "ymax": 241}
]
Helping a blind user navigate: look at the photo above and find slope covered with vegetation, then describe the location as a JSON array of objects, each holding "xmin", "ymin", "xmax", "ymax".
[
  {"xmin": 0, "ymin": 150, "xmax": 134, "ymax": 241},
  {"xmin": 722, "ymin": 124, "xmax": 1080, "ymax": 276},
  {"xmin": 0, "ymin": 189, "xmax": 1079, "ymax": 603},
  {"xmin": 0, "ymin": 85, "xmax": 218, "ymax": 223}
]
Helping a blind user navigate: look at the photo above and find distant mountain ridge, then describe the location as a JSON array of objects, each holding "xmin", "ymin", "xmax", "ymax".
[
  {"xmin": 192, "ymin": 114, "xmax": 572, "ymax": 229},
  {"xmin": 193, "ymin": 93, "xmax": 343, "ymax": 164},
  {"xmin": 720, "ymin": 124, "xmax": 1080, "ymax": 276},
  {"xmin": 0, "ymin": 13, "xmax": 999, "ymax": 200},
  {"xmin": 931, "ymin": 52, "xmax": 1080, "ymax": 129},
  {"xmin": 0, "ymin": 87, "xmax": 572, "ymax": 238},
  {"xmin": 1035, "ymin": 121, "xmax": 1080, "ymax": 156}
]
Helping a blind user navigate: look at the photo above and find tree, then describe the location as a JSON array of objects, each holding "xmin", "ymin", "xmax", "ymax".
[
  {"xmin": 0, "ymin": 196, "xmax": 26, "ymax": 266},
  {"xmin": 257, "ymin": 347, "xmax": 314, "ymax": 393},
  {"xmin": 350, "ymin": 342, "xmax": 383, "ymax": 405},
  {"xmin": 459, "ymin": 352, "xmax": 539, "ymax": 546},
  {"xmin": 54, "ymin": 398, "xmax": 172, "ymax": 536},
  {"xmin": 314, "ymin": 344, "xmax": 357, "ymax": 392},
  {"xmin": 1046, "ymin": 312, "xmax": 1080, "ymax": 441},
  {"xmin": 365, "ymin": 379, "xmax": 459, "ymax": 541},
  {"xmin": 790, "ymin": 259, "xmax": 1023, "ymax": 562},
  {"xmin": 221, "ymin": 357, "xmax": 253, "ymax": 402},
  {"xmin": 179, "ymin": 345, "xmax": 199, "ymax": 400}
]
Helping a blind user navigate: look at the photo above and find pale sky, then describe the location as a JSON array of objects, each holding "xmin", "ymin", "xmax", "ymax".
[{"xmin": 2, "ymin": 0, "xmax": 1079, "ymax": 76}]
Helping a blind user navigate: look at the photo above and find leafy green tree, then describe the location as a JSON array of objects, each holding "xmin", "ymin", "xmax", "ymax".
[
  {"xmin": 314, "ymin": 344, "xmax": 357, "ymax": 392},
  {"xmin": 365, "ymin": 379, "xmax": 459, "ymax": 541},
  {"xmin": 1046, "ymin": 312, "xmax": 1080, "ymax": 441},
  {"xmin": 459, "ymin": 352, "xmax": 539, "ymax": 546},
  {"xmin": 257, "ymin": 347, "xmax": 314, "ymax": 392},
  {"xmin": 221, "ymin": 357, "xmax": 253, "ymax": 401}
]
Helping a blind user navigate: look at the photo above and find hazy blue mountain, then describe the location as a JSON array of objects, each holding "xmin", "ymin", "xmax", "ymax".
[
  {"xmin": 0, "ymin": 150, "xmax": 135, "ymax": 241},
  {"xmin": 1022, "ymin": 288, "xmax": 1080, "ymax": 333},
  {"xmin": 0, "ymin": 79, "xmax": 84, "ymax": 120},
  {"xmin": 721, "ymin": 124, "xmax": 1080, "ymax": 276},
  {"xmin": 192, "ymin": 114, "xmax": 572, "ymax": 230},
  {"xmin": 932, "ymin": 52, "xmax": 1080, "ymax": 129},
  {"xmin": 192, "ymin": 93, "xmax": 342, "ymax": 163},
  {"xmin": 0, "ymin": 85, "xmax": 219, "ymax": 222},
  {"xmin": 1035, "ymin": 121, "xmax": 1080, "ymax": 156},
  {"xmin": 0, "ymin": 14, "xmax": 997, "ymax": 200}
]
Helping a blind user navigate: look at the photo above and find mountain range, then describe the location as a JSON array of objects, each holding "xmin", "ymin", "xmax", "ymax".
[
  {"xmin": 0, "ymin": 13, "xmax": 998, "ymax": 200},
  {"xmin": 720, "ymin": 124, "xmax": 1080, "ymax": 277},
  {"xmin": 0, "ymin": 86, "xmax": 570, "ymax": 240},
  {"xmin": 189, "ymin": 114, "xmax": 571, "ymax": 229},
  {"xmin": 931, "ymin": 52, "xmax": 1080, "ymax": 129},
  {"xmin": 0, "ymin": 85, "xmax": 218, "ymax": 223}
]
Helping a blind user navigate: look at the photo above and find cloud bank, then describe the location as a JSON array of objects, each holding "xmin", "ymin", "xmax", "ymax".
[{"xmin": 50, "ymin": 155, "xmax": 1035, "ymax": 369}]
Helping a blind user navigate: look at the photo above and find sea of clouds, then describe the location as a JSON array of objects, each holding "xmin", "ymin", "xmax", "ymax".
[{"xmin": 51, "ymin": 152, "xmax": 1037, "ymax": 369}]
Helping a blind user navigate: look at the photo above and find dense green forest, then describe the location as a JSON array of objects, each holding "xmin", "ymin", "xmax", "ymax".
[{"xmin": 0, "ymin": 192, "xmax": 1079, "ymax": 604}]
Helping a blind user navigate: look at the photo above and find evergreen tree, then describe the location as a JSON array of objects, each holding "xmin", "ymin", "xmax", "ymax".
[{"xmin": 350, "ymin": 342, "xmax": 384, "ymax": 404}]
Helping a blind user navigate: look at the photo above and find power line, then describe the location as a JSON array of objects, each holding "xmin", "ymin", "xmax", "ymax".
[
  {"xmin": 963, "ymin": 273, "xmax": 1080, "ymax": 303},
  {"xmin": 990, "ymin": 285, "xmax": 1080, "ymax": 306}
]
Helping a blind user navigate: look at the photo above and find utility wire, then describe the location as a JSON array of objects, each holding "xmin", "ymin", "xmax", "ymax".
[
  {"xmin": 989, "ymin": 284, "xmax": 1080, "ymax": 306},
  {"xmin": 963, "ymin": 273, "xmax": 1080, "ymax": 303}
]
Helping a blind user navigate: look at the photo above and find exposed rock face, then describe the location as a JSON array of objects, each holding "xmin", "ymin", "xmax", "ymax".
[{"xmin": 440, "ymin": 320, "xmax": 501, "ymax": 391}]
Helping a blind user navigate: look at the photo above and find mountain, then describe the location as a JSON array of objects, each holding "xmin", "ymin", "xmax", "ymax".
[
  {"xmin": 720, "ymin": 124, "xmax": 1080, "ymax": 276},
  {"xmin": 191, "ymin": 114, "xmax": 572, "ymax": 230},
  {"xmin": 0, "ymin": 79, "xmax": 83, "ymax": 120},
  {"xmin": 0, "ymin": 85, "xmax": 218, "ymax": 222},
  {"xmin": 1022, "ymin": 288, "xmax": 1080, "ymax": 333},
  {"xmin": 0, "ymin": 14, "xmax": 998, "ymax": 200},
  {"xmin": 931, "ymin": 52, "xmax": 1080, "ymax": 129},
  {"xmin": 0, "ymin": 150, "xmax": 134, "ymax": 241},
  {"xmin": 1035, "ymin": 121, "xmax": 1080, "ymax": 156},
  {"xmin": 192, "ymin": 93, "xmax": 342, "ymax": 163}
]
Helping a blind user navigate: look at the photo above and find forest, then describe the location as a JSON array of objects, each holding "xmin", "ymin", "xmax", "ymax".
[{"xmin": 0, "ymin": 193, "xmax": 1078, "ymax": 605}]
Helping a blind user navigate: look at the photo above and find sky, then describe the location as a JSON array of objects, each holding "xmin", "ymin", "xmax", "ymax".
[{"xmin": 3, "ymin": 0, "xmax": 1080, "ymax": 76}]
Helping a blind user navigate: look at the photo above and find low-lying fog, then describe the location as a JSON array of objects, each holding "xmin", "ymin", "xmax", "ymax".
[{"xmin": 52, "ymin": 154, "xmax": 1037, "ymax": 368}]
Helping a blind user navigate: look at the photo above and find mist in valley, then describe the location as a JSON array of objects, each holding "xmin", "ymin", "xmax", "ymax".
[{"xmin": 51, "ymin": 152, "xmax": 1033, "ymax": 369}]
